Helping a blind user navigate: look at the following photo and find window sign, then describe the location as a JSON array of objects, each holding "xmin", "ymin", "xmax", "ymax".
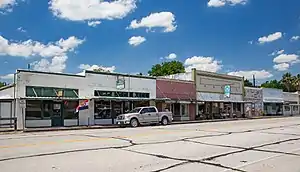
[{"xmin": 224, "ymin": 85, "xmax": 231, "ymax": 98}]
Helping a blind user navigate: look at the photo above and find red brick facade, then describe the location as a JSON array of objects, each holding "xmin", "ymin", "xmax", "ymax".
[
  {"xmin": 156, "ymin": 79, "xmax": 196, "ymax": 100},
  {"xmin": 156, "ymin": 79, "xmax": 197, "ymax": 120}
]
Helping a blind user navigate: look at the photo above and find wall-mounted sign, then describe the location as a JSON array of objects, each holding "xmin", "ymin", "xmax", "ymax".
[
  {"xmin": 20, "ymin": 99, "xmax": 26, "ymax": 108},
  {"xmin": 197, "ymin": 92, "xmax": 242, "ymax": 102},
  {"xmin": 116, "ymin": 76, "xmax": 125, "ymax": 90},
  {"xmin": 224, "ymin": 85, "xmax": 231, "ymax": 98}
]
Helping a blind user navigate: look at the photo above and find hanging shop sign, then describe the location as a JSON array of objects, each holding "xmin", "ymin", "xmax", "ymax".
[
  {"xmin": 224, "ymin": 85, "xmax": 231, "ymax": 98},
  {"xmin": 116, "ymin": 76, "xmax": 125, "ymax": 90}
]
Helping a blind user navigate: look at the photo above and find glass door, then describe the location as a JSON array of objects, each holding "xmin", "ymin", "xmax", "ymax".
[{"xmin": 52, "ymin": 102, "xmax": 63, "ymax": 127}]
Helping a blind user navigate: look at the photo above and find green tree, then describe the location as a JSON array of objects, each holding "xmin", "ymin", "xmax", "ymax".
[
  {"xmin": 261, "ymin": 80, "xmax": 284, "ymax": 90},
  {"xmin": 93, "ymin": 68, "xmax": 111, "ymax": 73},
  {"xmin": 293, "ymin": 74, "xmax": 300, "ymax": 91},
  {"xmin": 0, "ymin": 82, "xmax": 7, "ymax": 88},
  {"xmin": 148, "ymin": 61, "xmax": 185, "ymax": 76},
  {"xmin": 244, "ymin": 79, "xmax": 253, "ymax": 87},
  {"xmin": 281, "ymin": 72, "xmax": 296, "ymax": 92}
]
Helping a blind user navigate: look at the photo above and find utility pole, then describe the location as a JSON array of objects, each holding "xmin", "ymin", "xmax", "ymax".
[{"xmin": 252, "ymin": 74, "xmax": 256, "ymax": 87}]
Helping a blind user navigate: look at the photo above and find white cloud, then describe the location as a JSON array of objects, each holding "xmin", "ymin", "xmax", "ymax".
[
  {"xmin": 128, "ymin": 12, "xmax": 177, "ymax": 33},
  {"xmin": 128, "ymin": 36, "xmax": 146, "ymax": 46},
  {"xmin": 0, "ymin": 73, "xmax": 14, "ymax": 80},
  {"xmin": 17, "ymin": 27, "xmax": 26, "ymax": 33},
  {"xmin": 290, "ymin": 36, "xmax": 300, "ymax": 41},
  {"xmin": 228, "ymin": 70, "xmax": 273, "ymax": 79},
  {"xmin": 0, "ymin": 0, "xmax": 20, "ymax": 14},
  {"xmin": 272, "ymin": 53, "xmax": 300, "ymax": 71},
  {"xmin": 276, "ymin": 49, "xmax": 284, "ymax": 55},
  {"xmin": 165, "ymin": 53, "xmax": 177, "ymax": 60},
  {"xmin": 49, "ymin": 0, "xmax": 137, "ymax": 25},
  {"xmin": 273, "ymin": 63, "xmax": 289, "ymax": 71},
  {"xmin": 248, "ymin": 40, "xmax": 253, "ymax": 45},
  {"xmin": 270, "ymin": 49, "xmax": 284, "ymax": 56},
  {"xmin": 79, "ymin": 64, "xmax": 116, "ymax": 72},
  {"xmin": 184, "ymin": 56, "xmax": 222, "ymax": 72},
  {"xmin": 208, "ymin": 0, "xmax": 247, "ymax": 7},
  {"xmin": 258, "ymin": 32, "xmax": 282, "ymax": 44},
  {"xmin": 87, "ymin": 21, "xmax": 101, "ymax": 27},
  {"xmin": 31, "ymin": 55, "xmax": 68, "ymax": 73},
  {"xmin": 0, "ymin": 35, "xmax": 84, "ymax": 58},
  {"xmin": 273, "ymin": 54, "xmax": 299, "ymax": 64}
]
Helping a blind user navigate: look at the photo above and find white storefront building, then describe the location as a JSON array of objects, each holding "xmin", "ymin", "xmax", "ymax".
[
  {"xmin": 262, "ymin": 88, "xmax": 284, "ymax": 115},
  {"xmin": 1, "ymin": 70, "xmax": 156, "ymax": 129},
  {"xmin": 283, "ymin": 92, "xmax": 300, "ymax": 116}
]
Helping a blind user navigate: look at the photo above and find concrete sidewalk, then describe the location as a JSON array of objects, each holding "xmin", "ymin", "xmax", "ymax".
[{"xmin": 0, "ymin": 115, "xmax": 297, "ymax": 133}]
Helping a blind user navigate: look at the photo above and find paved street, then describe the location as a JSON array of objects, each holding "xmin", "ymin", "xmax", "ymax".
[{"xmin": 1, "ymin": 117, "xmax": 300, "ymax": 172}]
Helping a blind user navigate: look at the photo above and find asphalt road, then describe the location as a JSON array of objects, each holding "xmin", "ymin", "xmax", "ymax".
[{"xmin": 1, "ymin": 117, "xmax": 300, "ymax": 172}]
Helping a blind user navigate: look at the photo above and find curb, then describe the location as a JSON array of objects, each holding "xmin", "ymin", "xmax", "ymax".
[{"xmin": 1, "ymin": 115, "xmax": 298, "ymax": 134}]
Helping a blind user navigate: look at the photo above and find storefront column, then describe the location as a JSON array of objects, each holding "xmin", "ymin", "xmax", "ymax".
[
  {"xmin": 241, "ymin": 103, "xmax": 244, "ymax": 116},
  {"xmin": 210, "ymin": 102, "xmax": 213, "ymax": 119},
  {"xmin": 189, "ymin": 104, "xmax": 196, "ymax": 121},
  {"xmin": 16, "ymin": 99, "xmax": 25, "ymax": 130}
]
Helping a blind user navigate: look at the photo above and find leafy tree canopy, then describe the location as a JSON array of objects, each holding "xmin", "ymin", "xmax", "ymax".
[
  {"xmin": 244, "ymin": 79, "xmax": 253, "ymax": 87},
  {"xmin": 93, "ymin": 68, "xmax": 111, "ymax": 73},
  {"xmin": 148, "ymin": 61, "xmax": 185, "ymax": 76},
  {"xmin": 0, "ymin": 82, "xmax": 7, "ymax": 88},
  {"xmin": 260, "ymin": 72, "xmax": 300, "ymax": 92}
]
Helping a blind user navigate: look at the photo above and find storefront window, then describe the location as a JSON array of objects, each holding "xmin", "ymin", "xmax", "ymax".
[
  {"xmin": 94, "ymin": 101, "xmax": 111, "ymax": 119},
  {"xmin": 212, "ymin": 103, "xmax": 219, "ymax": 114},
  {"xmin": 180, "ymin": 104, "xmax": 189, "ymax": 117},
  {"xmin": 134, "ymin": 101, "xmax": 149, "ymax": 107},
  {"xmin": 293, "ymin": 106, "xmax": 298, "ymax": 111},
  {"xmin": 26, "ymin": 87, "xmax": 35, "ymax": 97},
  {"xmin": 42, "ymin": 101, "xmax": 52, "ymax": 119},
  {"xmin": 43, "ymin": 88, "xmax": 56, "ymax": 97},
  {"xmin": 26, "ymin": 101, "xmax": 42, "ymax": 120},
  {"xmin": 112, "ymin": 101, "xmax": 123, "ymax": 116},
  {"xmin": 26, "ymin": 86, "xmax": 78, "ymax": 98},
  {"xmin": 64, "ymin": 89, "xmax": 78, "ymax": 98},
  {"xmin": 64, "ymin": 101, "xmax": 78, "ymax": 119},
  {"xmin": 173, "ymin": 103, "xmax": 180, "ymax": 117}
]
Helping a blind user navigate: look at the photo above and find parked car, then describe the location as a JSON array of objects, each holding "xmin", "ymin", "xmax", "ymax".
[{"xmin": 116, "ymin": 106, "xmax": 173, "ymax": 127}]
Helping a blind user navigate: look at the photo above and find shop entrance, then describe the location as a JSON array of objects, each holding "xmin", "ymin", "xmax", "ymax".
[{"xmin": 52, "ymin": 102, "xmax": 63, "ymax": 127}]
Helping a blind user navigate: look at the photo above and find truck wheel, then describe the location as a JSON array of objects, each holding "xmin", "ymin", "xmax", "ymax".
[
  {"xmin": 130, "ymin": 118, "xmax": 139, "ymax": 128},
  {"xmin": 161, "ymin": 117, "xmax": 169, "ymax": 125}
]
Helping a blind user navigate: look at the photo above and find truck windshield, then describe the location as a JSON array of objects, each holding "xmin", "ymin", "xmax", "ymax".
[{"xmin": 128, "ymin": 108, "xmax": 141, "ymax": 113}]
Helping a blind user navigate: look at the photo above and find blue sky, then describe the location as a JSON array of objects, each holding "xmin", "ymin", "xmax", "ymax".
[{"xmin": 0, "ymin": 0, "xmax": 300, "ymax": 82}]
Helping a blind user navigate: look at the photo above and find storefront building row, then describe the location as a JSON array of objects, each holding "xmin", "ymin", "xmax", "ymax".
[
  {"xmin": 244, "ymin": 87, "xmax": 263, "ymax": 117},
  {"xmin": 2, "ymin": 69, "xmax": 299, "ymax": 129},
  {"xmin": 164, "ymin": 69, "xmax": 245, "ymax": 119},
  {"xmin": 10, "ymin": 70, "xmax": 156, "ymax": 129},
  {"xmin": 156, "ymin": 78, "xmax": 196, "ymax": 121}
]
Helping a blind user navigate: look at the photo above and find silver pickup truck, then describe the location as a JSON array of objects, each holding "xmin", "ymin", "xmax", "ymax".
[{"xmin": 116, "ymin": 106, "xmax": 173, "ymax": 127}]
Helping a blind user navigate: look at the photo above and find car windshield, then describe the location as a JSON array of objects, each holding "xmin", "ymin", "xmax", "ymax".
[{"xmin": 128, "ymin": 108, "xmax": 141, "ymax": 113}]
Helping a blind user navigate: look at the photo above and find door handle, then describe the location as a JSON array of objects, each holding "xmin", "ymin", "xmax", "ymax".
[{"xmin": 148, "ymin": 114, "xmax": 151, "ymax": 116}]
